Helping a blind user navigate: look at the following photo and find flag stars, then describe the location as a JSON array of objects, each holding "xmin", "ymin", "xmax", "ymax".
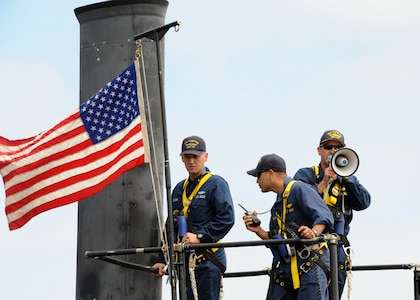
[{"xmin": 80, "ymin": 63, "xmax": 140, "ymax": 145}]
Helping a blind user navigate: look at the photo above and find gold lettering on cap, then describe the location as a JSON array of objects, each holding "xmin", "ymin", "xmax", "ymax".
[
  {"xmin": 327, "ymin": 131, "xmax": 342, "ymax": 139},
  {"xmin": 184, "ymin": 139, "xmax": 200, "ymax": 149}
]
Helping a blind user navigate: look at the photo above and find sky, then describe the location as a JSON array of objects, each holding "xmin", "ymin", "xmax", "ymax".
[{"xmin": 1, "ymin": 0, "xmax": 420, "ymax": 299}]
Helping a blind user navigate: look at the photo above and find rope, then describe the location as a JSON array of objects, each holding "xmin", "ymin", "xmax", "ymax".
[
  {"xmin": 347, "ymin": 255, "xmax": 353, "ymax": 300},
  {"xmin": 344, "ymin": 245, "xmax": 354, "ymax": 300},
  {"xmin": 136, "ymin": 41, "xmax": 168, "ymax": 263},
  {"xmin": 188, "ymin": 252, "xmax": 199, "ymax": 300}
]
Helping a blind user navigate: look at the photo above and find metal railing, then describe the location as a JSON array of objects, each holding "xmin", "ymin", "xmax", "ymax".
[{"xmin": 86, "ymin": 233, "xmax": 420, "ymax": 300}]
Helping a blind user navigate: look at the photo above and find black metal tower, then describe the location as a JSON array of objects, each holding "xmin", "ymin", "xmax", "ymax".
[{"xmin": 74, "ymin": 1, "xmax": 168, "ymax": 299}]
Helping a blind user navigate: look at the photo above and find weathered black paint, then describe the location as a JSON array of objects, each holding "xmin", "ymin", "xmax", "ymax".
[{"xmin": 75, "ymin": 1, "xmax": 168, "ymax": 299}]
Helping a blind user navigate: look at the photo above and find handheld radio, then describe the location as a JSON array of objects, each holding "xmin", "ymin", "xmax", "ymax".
[{"xmin": 238, "ymin": 203, "xmax": 261, "ymax": 227}]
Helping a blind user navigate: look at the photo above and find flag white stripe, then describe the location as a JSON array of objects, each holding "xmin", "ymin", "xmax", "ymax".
[
  {"xmin": 7, "ymin": 143, "xmax": 143, "ymax": 223},
  {"xmin": 5, "ymin": 116, "xmax": 143, "ymax": 206},
  {"xmin": 0, "ymin": 112, "xmax": 80, "ymax": 177}
]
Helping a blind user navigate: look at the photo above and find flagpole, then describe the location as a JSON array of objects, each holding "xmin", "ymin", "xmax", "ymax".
[{"xmin": 134, "ymin": 21, "xmax": 182, "ymax": 300}]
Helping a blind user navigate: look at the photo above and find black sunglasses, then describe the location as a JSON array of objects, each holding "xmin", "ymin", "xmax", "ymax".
[{"xmin": 322, "ymin": 144, "xmax": 343, "ymax": 150}]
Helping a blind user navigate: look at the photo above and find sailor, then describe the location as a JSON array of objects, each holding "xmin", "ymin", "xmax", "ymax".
[
  {"xmin": 293, "ymin": 130, "xmax": 371, "ymax": 298},
  {"xmin": 152, "ymin": 135, "xmax": 235, "ymax": 300},
  {"xmin": 244, "ymin": 153, "xmax": 334, "ymax": 300}
]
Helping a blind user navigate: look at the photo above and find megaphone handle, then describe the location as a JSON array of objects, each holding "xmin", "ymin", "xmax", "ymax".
[{"xmin": 323, "ymin": 178, "xmax": 333, "ymax": 202}]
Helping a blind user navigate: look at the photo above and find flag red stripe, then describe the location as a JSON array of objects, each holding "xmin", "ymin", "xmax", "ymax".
[
  {"xmin": 5, "ymin": 123, "xmax": 141, "ymax": 196},
  {"xmin": 2, "ymin": 124, "xmax": 88, "ymax": 184},
  {"xmin": 0, "ymin": 62, "xmax": 149, "ymax": 230},
  {"xmin": 5, "ymin": 136, "xmax": 144, "ymax": 215},
  {"xmin": 7, "ymin": 154, "xmax": 145, "ymax": 230},
  {"xmin": 0, "ymin": 112, "xmax": 79, "ymax": 157}
]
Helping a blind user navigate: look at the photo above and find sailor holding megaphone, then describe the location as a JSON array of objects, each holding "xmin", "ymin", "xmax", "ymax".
[{"xmin": 293, "ymin": 130, "xmax": 371, "ymax": 299}]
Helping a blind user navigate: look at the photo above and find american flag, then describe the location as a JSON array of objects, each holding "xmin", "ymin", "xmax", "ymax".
[{"xmin": 0, "ymin": 61, "xmax": 149, "ymax": 230}]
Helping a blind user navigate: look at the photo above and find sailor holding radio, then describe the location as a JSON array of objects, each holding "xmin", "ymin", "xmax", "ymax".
[
  {"xmin": 293, "ymin": 130, "xmax": 371, "ymax": 299},
  {"xmin": 244, "ymin": 153, "xmax": 334, "ymax": 300}
]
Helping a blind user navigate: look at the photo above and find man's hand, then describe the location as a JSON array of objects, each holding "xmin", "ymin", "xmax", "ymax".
[
  {"xmin": 181, "ymin": 232, "xmax": 201, "ymax": 244},
  {"xmin": 243, "ymin": 211, "xmax": 260, "ymax": 232},
  {"xmin": 151, "ymin": 263, "xmax": 166, "ymax": 277},
  {"xmin": 323, "ymin": 166, "xmax": 337, "ymax": 183}
]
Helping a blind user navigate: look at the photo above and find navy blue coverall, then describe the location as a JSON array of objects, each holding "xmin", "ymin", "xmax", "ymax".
[
  {"xmin": 268, "ymin": 177, "xmax": 334, "ymax": 300},
  {"xmin": 294, "ymin": 165, "xmax": 371, "ymax": 298},
  {"xmin": 156, "ymin": 170, "xmax": 235, "ymax": 300}
]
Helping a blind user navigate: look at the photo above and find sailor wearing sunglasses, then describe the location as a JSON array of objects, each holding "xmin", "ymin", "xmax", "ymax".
[{"xmin": 293, "ymin": 130, "xmax": 371, "ymax": 299}]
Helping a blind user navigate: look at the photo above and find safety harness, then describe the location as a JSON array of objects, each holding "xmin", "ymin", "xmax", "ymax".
[
  {"xmin": 280, "ymin": 180, "xmax": 300, "ymax": 289},
  {"xmin": 272, "ymin": 180, "xmax": 329, "ymax": 292},
  {"xmin": 180, "ymin": 172, "xmax": 226, "ymax": 274},
  {"xmin": 312, "ymin": 165, "xmax": 347, "ymax": 208},
  {"xmin": 312, "ymin": 165, "xmax": 352, "ymax": 272},
  {"xmin": 182, "ymin": 172, "xmax": 213, "ymax": 216}
]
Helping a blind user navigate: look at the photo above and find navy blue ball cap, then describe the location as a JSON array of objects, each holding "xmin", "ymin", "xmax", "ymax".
[
  {"xmin": 247, "ymin": 154, "xmax": 287, "ymax": 177},
  {"xmin": 319, "ymin": 130, "xmax": 345, "ymax": 147},
  {"xmin": 180, "ymin": 136, "xmax": 206, "ymax": 156}
]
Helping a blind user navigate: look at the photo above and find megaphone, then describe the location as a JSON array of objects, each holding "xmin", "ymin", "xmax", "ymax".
[{"xmin": 329, "ymin": 148, "xmax": 359, "ymax": 177}]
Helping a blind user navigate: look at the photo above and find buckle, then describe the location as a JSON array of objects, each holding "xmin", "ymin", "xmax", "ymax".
[
  {"xmin": 299, "ymin": 250, "xmax": 322, "ymax": 273},
  {"xmin": 297, "ymin": 246, "xmax": 311, "ymax": 260},
  {"xmin": 300, "ymin": 261, "xmax": 312, "ymax": 273}
]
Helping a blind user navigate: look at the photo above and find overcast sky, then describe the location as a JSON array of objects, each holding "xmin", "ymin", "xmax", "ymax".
[{"xmin": 1, "ymin": 1, "xmax": 420, "ymax": 299}]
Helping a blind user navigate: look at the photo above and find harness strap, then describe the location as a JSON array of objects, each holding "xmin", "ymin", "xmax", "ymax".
[
  {"xmin": 277, "ymin": 180, "xmax": 301, "ymax": 289},
  {"xmin": 299, "ymin": 244, "xmax": 330, "ymax": 279},
  {"xmin": 182, "ymin": 172, "xmax": 219, "ymax": 252},
  {"xmin": 290, "ymin": 254, "xmax": 300, "ymax": 289},
  {"xmin": 312, "ymin": 165, "xmax": 347, "ymax": 206},
  {"xmin": 196, "ymin": 248, "xmax": 226, "ymax": 274},
  {"xmin": 181, "ymin": 172, "xmax": 225, "ymax": 274},
  {"xmin": 340, "ymin": 233, "xmax": 350, "ymax": 247},
  {"xmin": 182, "ymin": 172, "xmax": 213, "ymax": 216}
]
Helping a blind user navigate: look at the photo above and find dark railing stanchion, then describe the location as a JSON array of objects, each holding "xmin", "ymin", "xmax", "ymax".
[{"xmin": 85, "ymin": 234, "xmax": 420, "ymax": 299}]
